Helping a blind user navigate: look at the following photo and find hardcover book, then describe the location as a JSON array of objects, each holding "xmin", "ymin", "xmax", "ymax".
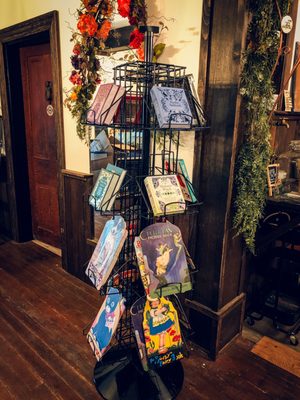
[
  {"xmin": 105, "ymin": 163, "xmax": 127, "ymax": 210},
  {"xmin": 139, "ymin": 221, "xmax": 192, "ymax": 297},
  {"xmin": 150, "ymin": 86, "xmax": 192, "ymax": 128},
  {"xmin": 177, "ymin": 159, "xmax": 197, "ymax": 203},
  {"xmin": 85, "ymin": 216, "xmax": 128, "ymax": 290},
  {"xmin": 87, "ymin": 287, "xmax": 126, "ymax": 361},
  {"xmin": 142, "ymin": 296, "xmax": 184, "ymax": 368},
  {"xmin": 144, "ymin": 175, "xmax": 186, "ymax": 216},
  {"xmin": 87, "ymin": 83, "xmax": 125, "ymax": 125},
  {"xmin": 89, "ymin": 168, "xmax": 119, "ymax": 211}
]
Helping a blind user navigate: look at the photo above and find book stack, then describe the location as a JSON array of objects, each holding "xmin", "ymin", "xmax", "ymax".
[
  {"xmin": 165, "ymin": 158, "xmax": 197, "ymax": 203},
  {"xmin": 150, "ymin": 86, "xmax": 192, "ymax": 128},
  {"xmin": 87, "ymin": 83, "xmax": 126, "ymax": 125},
  {"xmin": 89, "ymin": 163, "xmax": 127, "ymax": 211},
  {"xmin": 144, "ymin": 174, "xmax": 186, "ymax": 216}
]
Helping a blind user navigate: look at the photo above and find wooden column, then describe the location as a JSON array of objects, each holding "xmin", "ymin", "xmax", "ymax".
[{"xmin": 188, "ymin": 0, "xmax": 248, "ymax": 359}]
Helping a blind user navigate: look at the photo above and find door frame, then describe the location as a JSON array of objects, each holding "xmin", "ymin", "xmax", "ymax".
[{"xmin": 0, "ymin": 11, "xmax": 65, "ymax": 246}]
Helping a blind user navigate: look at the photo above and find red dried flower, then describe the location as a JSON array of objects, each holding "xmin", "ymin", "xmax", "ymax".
[
  {"xmin": 117, "ymin": 0, "xmax": 131, "ymax": 18},
  {"xmin": 136, "ymin": 45, "xmax": 144, "ymax": 61},
  {"xmin": 69, "ymin": 71, "xmax": 82, "ymax": 85},
  {"xmin": 72, "ymin": 43, "xmax": 81, "ymax": 55},
  {"xmin": 129, "ymin": 28, "xmax": 144, "ymax": 49},
  {"xmin": 77, "ymin": 14, "xmax": 98, "ymax": 36}
]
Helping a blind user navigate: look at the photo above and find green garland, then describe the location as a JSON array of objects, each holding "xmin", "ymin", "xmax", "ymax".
[{"xmin": 233, "ymin": 0, "xmax": 292, "ymax": 253}]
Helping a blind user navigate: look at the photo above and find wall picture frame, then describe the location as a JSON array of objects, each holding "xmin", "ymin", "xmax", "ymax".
[{"xmin": 267, "ymin": 163, "xmax": 280, "ymax": 196}]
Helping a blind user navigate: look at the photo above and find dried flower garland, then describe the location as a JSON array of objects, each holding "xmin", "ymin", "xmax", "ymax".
[{"xmin": 65, "ymin": 0, "xmax": 148, "ymax": 143}]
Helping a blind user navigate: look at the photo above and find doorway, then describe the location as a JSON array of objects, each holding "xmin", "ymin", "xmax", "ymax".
[
  {"xmin": 20, "ymin": 43, "xmax": 60, "ymax": 248},
  {"xmin": 0, "ymin": 12, "xmax": 65, "ymax": 250}
]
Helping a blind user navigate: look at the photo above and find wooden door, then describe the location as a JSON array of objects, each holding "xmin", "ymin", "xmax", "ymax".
[{"xmin": 20, "ymin": 43, "xmax": 60, "ymax": 248}]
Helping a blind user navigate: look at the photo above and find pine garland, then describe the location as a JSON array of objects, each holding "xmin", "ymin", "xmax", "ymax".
[{"xmin": 233, "ymin": 0, "xmax": 292, "ymax": 252}]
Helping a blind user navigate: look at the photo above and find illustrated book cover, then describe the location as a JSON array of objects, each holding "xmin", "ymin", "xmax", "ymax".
[
  {"xmin": 105, "ymin": 163, "xmax": 127, "ymax": 210},
  {"xmin": 130, "ymin": 297, "xmax": 149, "ymax": 371},
  {"xmin": 144, "ymin": 175, "xmax": 186, "ymax": 216},
  {"xmin": 87, "ymin": 83, "xmax": 125, "ymax": 125},
  {"xmin": 150, "ymin": 86, "xmax": 192, "ymax": 128},
  {"xmin": 87, "ymin": 287, "xmax": 126, "ymax": 361},
  {"xmin": 142, "ymin": 296, "xmax": 184, "ymax": 368},
  {"xmin": 89, "ymin": 168, "xmax": 119, "ymax": 211},
  {"xmin": 134, "ymin": 237, "xmax": 159, "ymax": 296},
  {"xmin": 139, "ymin": 221, "xmax": 192, "ymax": 297},
  {"xmin": 85, "ymin": 216, "xmax": 128, "ymax": 290}
]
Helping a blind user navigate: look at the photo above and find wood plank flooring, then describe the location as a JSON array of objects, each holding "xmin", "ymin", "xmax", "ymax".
[{"xmin": 0, "ymin": 240, "xmax": 300, "ymax": 400}]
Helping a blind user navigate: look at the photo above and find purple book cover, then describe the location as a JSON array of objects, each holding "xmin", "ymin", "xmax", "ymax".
[{"xmin": 139, "ymin": 221, "xmax": 191, "ymax": 297}]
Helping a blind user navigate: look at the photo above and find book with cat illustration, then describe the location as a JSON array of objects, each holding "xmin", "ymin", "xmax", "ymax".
[
  {"xmin": 139, "ymin": 221, "xmax": 192, "ymax": 297},
  {"xmin": 87, "ymin": 287, "xmax": 126, "ymax": 361},
  {"xmin": 85, "ymin": 216, "xmax": 128, "ymax": 290}
]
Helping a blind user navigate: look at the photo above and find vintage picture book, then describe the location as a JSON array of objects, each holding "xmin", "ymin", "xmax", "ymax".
[
  {"xmin": 134, "ymin": 237, "xmax": 159, "ymax": 296},
  {"xmin": 144, "ymin": 175, "xmax": 186, "ymax": 216},
  {"xmin": 130, "ymin": 297, "xmax": 149, "ymax": 371},
  {"xmin": 105, "ymin": 163, "xmax": 127, "ymax": 210},
  {"xmin": 85, "ymin": 216, "xmax": 128, "ymax": 290},
  {"xmin": 150, "ymin": 86, "xmax": 192, "ymax": 128},
  {"xmin": 87, "ymin": 287, "xmax": 126, "ymax": 361},
  {"xmin": 139, "ymin": 221, "xmax": 192, "ymax": 297},
  {"xmin": 86, "ymin": 83, "xmax": 125, "ymax": 125},
  {"xmin": 142, "ymin": 296, "xmax": 184, "ymax": 368},
  {"xmin": 89, "ymin": 168, "xmax": 119, "ymax": 211}
]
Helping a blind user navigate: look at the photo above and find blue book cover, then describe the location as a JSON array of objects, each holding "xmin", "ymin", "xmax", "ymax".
[
  {"xmin": 85, "ymin": 216, "xmax": 128, "ymax": 290},
  {"xmin": 87, "ymin": 287, "xmax": 126, "ymax": 361},
  {"xmin": 89, "ymin": 168, "xmax": 114, "ymax": 209},
  {"xmin": 139, "ymin": 221, "xmax": 192, "ymax": 297}
]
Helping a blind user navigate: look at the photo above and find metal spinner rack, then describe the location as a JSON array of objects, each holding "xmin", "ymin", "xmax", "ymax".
[{"xmin": 87, "ymin": 26, "xmax": 207, "ymax": 400}]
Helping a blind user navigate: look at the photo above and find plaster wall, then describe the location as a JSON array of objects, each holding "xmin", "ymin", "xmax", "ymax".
[{"xmin": 0, "ymin": 0, "xmax": 203, "ymax": 174}]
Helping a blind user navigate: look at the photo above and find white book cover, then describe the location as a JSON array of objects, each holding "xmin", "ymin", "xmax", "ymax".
[{"xmin": 150, "ymin": 86, "xmax": 192, "ymax": 128}]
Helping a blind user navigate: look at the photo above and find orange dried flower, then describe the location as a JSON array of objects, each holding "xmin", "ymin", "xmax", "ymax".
[
  {"xmin": 77, "ymin": 14, "xmax": 98, "ymax": 36},
  {"xmin": 70, "ymin": 91, "xmax": 78, "ymax": 101},
  {"xmin": 96, "ymin": 19, "xmax": 112, "ymax": 40},
  {"xmin": 136, "ymin": 45, "xmax": 144, "ymax": 61}
]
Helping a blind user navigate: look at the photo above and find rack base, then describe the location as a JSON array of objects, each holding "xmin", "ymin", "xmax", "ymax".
[{"xmin": 93, "ymin": 348, "xmax": 184, "ymax": 400}]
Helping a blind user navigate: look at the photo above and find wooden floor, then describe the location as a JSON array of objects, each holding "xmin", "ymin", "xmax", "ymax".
[{"xmin": 0, "ymin": 241, "xmax": 300, "ymax": 400}]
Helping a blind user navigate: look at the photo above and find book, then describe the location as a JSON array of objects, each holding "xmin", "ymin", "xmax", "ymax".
[
  {"xmin": 89, "ymin": 168, "xmax": 119, "ymax": 211},
  {"xmin": 150, "ymin": 86, "xmax": 192, "ymax": 128},
  {"xmin": 87, "ymin": 287, "xmax": 126, "ymax": 361},
  {"xmin": 144, "ymin": 175, "xmax": 186, "ymax": 216},
  {"xmin": 139, "ymin": 221, "xmax": 192, "ymax": 297},
  {"xmin": 130, "ymin": 297, "xmax": 149, "ymax": 371},
  {"xmin": 134, "ymin": 237, "xmax": 159, "ymax": 296},
  {"xmin": 105, "ymin": 163, "xmax": 127, "ymax": 210},
  {"xmin": 185, "ymin": 74, "xmax": 207, "ymax": 126},
  {"xmin": 85, "ymin": 216, "xmax": 128, "ymax": 290},
  {"xmin": 177, "ymin": 159, "xmax": 197, "ymax": 203},
  {"xmin": 86, "ymin": 83, "xmax": 125, "ymax": 125},
  {"xmin": 142, "ymin": 296, "xmax": 184, "ymax": 368}
]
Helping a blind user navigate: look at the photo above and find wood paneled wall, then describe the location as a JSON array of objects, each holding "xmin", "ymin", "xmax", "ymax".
[{"xmin": 62, "ymin": 170, "xmax": 94, "ymax": 282}]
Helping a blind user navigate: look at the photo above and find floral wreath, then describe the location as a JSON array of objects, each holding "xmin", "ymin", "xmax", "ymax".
[{"xmin": 64, "ymin": 0, "xmax": 149, "ymax": 142}]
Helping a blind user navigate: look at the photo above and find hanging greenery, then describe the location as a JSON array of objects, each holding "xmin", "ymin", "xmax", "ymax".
[{"xmin": 233, "ymin": 0, "xmax": 292, "ymax": 253}]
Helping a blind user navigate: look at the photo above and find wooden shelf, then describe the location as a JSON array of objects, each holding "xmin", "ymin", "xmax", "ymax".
[{"xmin": 273, "ymin": 111, "xmax": 300, "ymax": 121}]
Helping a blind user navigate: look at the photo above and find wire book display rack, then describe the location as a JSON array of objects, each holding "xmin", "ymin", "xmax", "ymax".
[{"xmin": 84, "ymin": 26, "xmax": 208, "ymax": 400}]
